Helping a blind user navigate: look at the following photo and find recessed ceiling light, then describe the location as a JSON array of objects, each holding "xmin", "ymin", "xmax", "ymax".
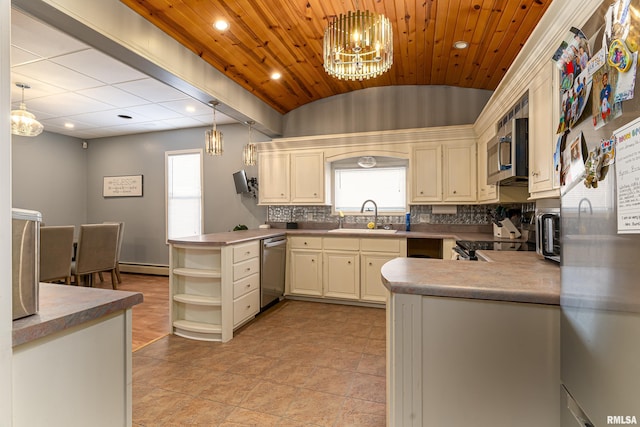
[
  {"xmin": 214, "ymin": 20, "xmax": 229, "ymax": 31},
  {"xmin": 453, "ymin": 40, "xmax": 469, "ymax": 49},
  {"xmin": 118, "ymin": 114, "xmax": 133, "ymax": 119},
  {"xmin": 271, "ymin": 72, "xmax": 282, "ymax": 80},
  {"xmin": 186, "ymin": 106, "xmax": 196, "ymax": 113},
  {"xmin": 64, "ymin": 123, "xmax": 74, "ymax": 129}
]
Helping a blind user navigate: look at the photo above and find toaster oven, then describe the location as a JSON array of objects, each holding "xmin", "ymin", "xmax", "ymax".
[{"xmin": 536, "ymin": 209, "xmax": 560, "ymax": 262}]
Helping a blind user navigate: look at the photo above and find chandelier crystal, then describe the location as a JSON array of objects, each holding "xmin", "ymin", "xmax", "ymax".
[
  {"xmin": 323, "ymin": 3, "xmax": 393, "ymax": 81},
  {"xmin": 242, "ymin": 121, "xmax": 257, "ymax": 166},
  {"xmin": 205, "ymin": 101, "xmax": 223, "ymax": 156},
  {"xmin": 11, "ymin": 83, "xmax": 44, "ymax": 137}
]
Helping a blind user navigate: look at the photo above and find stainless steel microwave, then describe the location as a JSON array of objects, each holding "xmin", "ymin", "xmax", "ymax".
[{"xmin": 487, "ymin": 117, "xmax": 529, "ymax": 185}]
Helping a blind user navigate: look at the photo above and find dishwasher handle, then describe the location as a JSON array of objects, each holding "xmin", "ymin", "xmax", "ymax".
[{"xmin": 263, "ymin": 239, "xmax": 287, "ymax": 248}]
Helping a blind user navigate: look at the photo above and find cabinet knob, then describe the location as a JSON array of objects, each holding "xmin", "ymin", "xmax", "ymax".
[
  {"xmin": 420, "ymin": 191, "xmax": 424, "ymax": 195},
  {"xmin": 246, "ymin": 267, "xmax": 251, "ymax": 272},
  {"xmin": 304, "ymin": 241, "xmax": 308, "ymax": 245},
  {"xmin": 246, "ymin": 305, "xmax": 251, "ymax": 309},
  {"xmin": 369, "ymin": 262, "xmax": 373, "ymax": 266},
  {"xmin": 245, "ymin": 251, "xmax": 251, "ymax": 255},
  {"xmin": 313, "ymin": 192, "xmax": 317, "ymax": 196},
  {"xmin": 348, "ymin": 260, "xmax": 351, "ymax": 264},
  {"xmin": 280, "ymin": 193, "xmax": 285, "ymax": 196},
  {"xmin": 453, "ymin": 190, "xmax": 457, "ymax": 194},
  {"xmin": 311, "ymin": 258, "xmax": 315, "ymax": 263},
  {"xmin": 246, "ymin": 283, "xmax": 251, "ymax": 288}
]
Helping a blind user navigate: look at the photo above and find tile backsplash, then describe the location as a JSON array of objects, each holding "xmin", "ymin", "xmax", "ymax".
[{"xmin": 267, "ymin": 203, "xmax": 535, "ymax": 228}]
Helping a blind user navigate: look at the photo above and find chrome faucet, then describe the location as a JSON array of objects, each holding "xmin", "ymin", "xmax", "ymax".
[{"xmin": 360, "ymin": 199, "xmax": 378, "ymax": 229}]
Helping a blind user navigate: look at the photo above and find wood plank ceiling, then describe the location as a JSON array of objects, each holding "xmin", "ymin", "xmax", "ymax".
[{"xmin": 120, "ymin": 0, "xmax": 552, "ymax": 114}]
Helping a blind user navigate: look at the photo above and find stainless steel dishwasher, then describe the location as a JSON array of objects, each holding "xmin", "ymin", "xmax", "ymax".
[{"xmin": 260, "ymin": 235, "xmax": 287, "ymax": 310}]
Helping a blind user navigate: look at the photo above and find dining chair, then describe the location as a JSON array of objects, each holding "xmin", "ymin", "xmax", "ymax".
[
  {"xmin": 39, "ymin": 225, "xmax": 75, "ymax": 285},
  {"xmin": 99, "ymin": 221, "xmax": 125, "ymax": 284},
  {"xmin": 71, "ymin": 223, "xmax": 119, "ymax": 289}
]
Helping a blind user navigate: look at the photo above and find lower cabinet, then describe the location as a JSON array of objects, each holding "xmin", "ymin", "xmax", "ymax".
[
  {"xmin": 287, "ymin": 236, "xmax": 407, "ymax": 303},
  {"xmin": 169, "ymin": 240, "xmax": 261, "ymax": 342}
]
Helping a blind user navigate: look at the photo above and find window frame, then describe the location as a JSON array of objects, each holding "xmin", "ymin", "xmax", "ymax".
[{"xmin": 165, "ymin": 149, "xmax": 204, "ymax": 243}]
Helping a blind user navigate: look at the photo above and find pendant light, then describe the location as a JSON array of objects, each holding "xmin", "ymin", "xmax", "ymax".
[
  {"xmin": 11, "ymin": 83, "xmax": 44, "ymax": 137},
  {"xmin": 242, "ymin": 121, "xmax": 257, "ymax": 166},
  {"xmin": 205, "ymin": 101, "xmax": 223, "ymax": 156}
]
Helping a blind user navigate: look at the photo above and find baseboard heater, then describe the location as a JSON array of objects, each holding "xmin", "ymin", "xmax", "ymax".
[{"xmin": 119, "ymin": 262, "xmax": 169, "ymax": 276}]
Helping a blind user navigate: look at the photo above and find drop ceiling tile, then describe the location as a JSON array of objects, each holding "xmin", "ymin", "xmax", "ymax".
[
  {"xmin": 160, "ymin": 99, "xmax": 211, "ymax": 116},
  {"xmin": 13, "ymin": 60, "xmax": 104, "ymax": 91},
  {"xmin": 26, "ymin": 92, "xmax": 114, "ymax": 117},
  {"xmin": 10, "ymin": 72, "xmax": 67, "ymax": 102},
  {"xmin": 162, "ymin": 117, "xmax": 206, "ymax": 128},
  {"xmin": 126, "ymin": 103, "xmax": 183, "ymax": 120},
  {"xmin": 11, "ymin": 9, "xmax": 88, "ymax": 58},
  {"xmin": 51, "ymin": 49, "xmax": 148, "ymax": 84},
  {"xmin": 64, "ymin": 108, "xmax": 153, "ymax": 127},
  {"xmin": 114, "ymin": 78, "xmax": 189, "ymax": 103},
  {"xmin": 11, "ymin": 45, "xmax": 40, "ymax": 66},
  {"xmin": 77, "ymin": 86, "xmax": 149, "ymax": 108}
]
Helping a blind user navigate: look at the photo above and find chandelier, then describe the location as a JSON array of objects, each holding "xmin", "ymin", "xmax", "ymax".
[
  {"xmin": 323, "ymin": 2, "xmax": 393, "ymax": 81},
  {"xmin": 11, "ymin": 83, "xmax": 44, "ymax": 137},
  {"xmin": 205, "ymin": 101, "xmax": 223, "ymax": 156},
  {"xmin": 242, "ymin": 121, "xmax": 257, "ymax": 166}
]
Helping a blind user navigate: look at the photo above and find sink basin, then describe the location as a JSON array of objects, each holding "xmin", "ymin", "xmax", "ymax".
[{"xmin": 327, "ymin": 228, "xmax": 398, "ymax": 234}]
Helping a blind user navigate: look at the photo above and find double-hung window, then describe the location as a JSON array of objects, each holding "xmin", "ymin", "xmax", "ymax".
[{"xmin": 165, "ymin": 149, "xmax": 203, "ymax": 241}]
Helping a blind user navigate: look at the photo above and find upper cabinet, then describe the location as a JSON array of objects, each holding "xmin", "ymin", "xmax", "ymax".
[
  {"xmin": 528, "ymin": 61, "xmax": 560, "ymax": 199},
  {"xmin": 410, "ymin": 139, "xmax": 477, "ymax": 204},
  {"xmin": 476, "ymin": 128, "xmax": 498, "ymax": 203},
  {"xmin": 259, "ymin": 151, "xmax": 327, "ymax": 205}
]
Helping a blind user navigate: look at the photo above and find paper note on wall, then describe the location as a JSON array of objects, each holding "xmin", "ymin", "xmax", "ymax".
[{"xmin": 614, "ymin": 117, "xmax": 640, "ymax": 233}]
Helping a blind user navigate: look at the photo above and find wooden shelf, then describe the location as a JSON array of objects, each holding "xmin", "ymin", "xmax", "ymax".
[
  {"xmin": 172, "ymin": 267, "xmax": 221, "ymax": 278},
  {"xmin": 172, "ymin": 320, "xmax": 222, "ymax": 334},
  {"xmin": 173, "ymin": 294, "xmax": 221, "ymax": 306}
]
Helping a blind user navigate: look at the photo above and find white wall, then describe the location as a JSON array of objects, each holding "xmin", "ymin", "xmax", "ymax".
[{"xmin": 1, "ymin": 0, "xmax": 13, "ymax": 422}]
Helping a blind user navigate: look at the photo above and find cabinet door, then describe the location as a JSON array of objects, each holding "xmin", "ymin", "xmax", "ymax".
[
  {"xmin": 360, "ymin": 253, "xmax": 394, "ymax": 302},
  {"xmin": 477, "ymin": 133, "xmax": 498, "ymax": 203},
  {"xmin": 291, "ymin": 152, "xmax": 325, "ymax": 204},
  {"xmin": 443, "ymin": 141, "xmax": 476, "ymax": 202},
  {"xmin": 258, "ymin": 152, "xmax": 290, "ymax": 204},
  {"xmin": 323, "ymin": 251, "xmax": 360, "ymax": 300},
  {"xmin": 411, "ymin": 145, "xmax": 442, "ymax": 202},
  {"xmin": 529, "ymin": 61, "xmax": 559, "ymax": 197},
  {"xmin": 289, "ymin": 250, "xmax": 323, "ymax": 296}
]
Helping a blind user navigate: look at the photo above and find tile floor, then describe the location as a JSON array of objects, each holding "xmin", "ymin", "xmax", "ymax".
[{"xmin": 132, "ymin": 299, "xmax": 387, "ymax": 426}]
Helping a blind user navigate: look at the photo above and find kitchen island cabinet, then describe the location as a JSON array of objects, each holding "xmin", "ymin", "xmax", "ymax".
[
  {"xmin": 12, "ymin": 283, "xmax": 142, "ymax": 427},
  {"xmin": 382, "ymin": 254, "xmax": 560, "ymax": 427}
]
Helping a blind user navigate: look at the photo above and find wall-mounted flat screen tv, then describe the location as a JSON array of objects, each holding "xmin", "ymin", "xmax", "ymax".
[{"xmin": 233, "ymin": 170, "xmax": 249, "ymax": 193}]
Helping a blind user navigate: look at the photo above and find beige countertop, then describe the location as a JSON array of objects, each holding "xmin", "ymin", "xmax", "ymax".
[
  {"xmin": 381, "ymin": 252, "xmax": 560, "ymax": 305},
  {"xmin": 167, "ymin": 228, "xmax": 514, "ymax": 246},
  {"xmin": 12, "ymin": 283, "xmax": 143, "ymax": 347}
]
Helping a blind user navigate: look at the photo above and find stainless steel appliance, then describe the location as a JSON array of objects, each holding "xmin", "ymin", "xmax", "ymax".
[
  {"xmin": 453, "ymin": 239, "xmax": 535, "ymax": 261},
  {"xmin": 487, "ymin": 117, "xmax": 529, "ymax": 185},
  {"xmin": 561, "ymin": 2, "xmax": 640, "ymax": 424},
  {"xmin": 12, "ymin": 208, "xmax": 41, "ymax": 320},
  {"xmin": 260, "ymin": 235, "xmax": 286, "ymax": 309},
  {"xmin": 536, "ymin": 208, "xmax": 561, "ymax": 262}
]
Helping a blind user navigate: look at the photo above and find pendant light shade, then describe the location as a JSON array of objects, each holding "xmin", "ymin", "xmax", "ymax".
[
  {"xmin": 11, "ymin": 83, "xmax": 44, "ymax": 137},
  {"xmin": 205, "ymin": 101, "xmax": 223, "ymax": 156},
  {"xmin": 242, "ymin": 121, "xmax": 257, "ymax": 166}
]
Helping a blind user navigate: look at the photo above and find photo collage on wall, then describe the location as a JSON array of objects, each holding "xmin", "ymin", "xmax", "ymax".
[{"xmin": 553, "ymin": 0, "xmax": 638, "ymax": 191}]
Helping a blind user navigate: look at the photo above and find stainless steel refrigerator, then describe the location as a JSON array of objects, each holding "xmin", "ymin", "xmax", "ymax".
[{"xmin": 561, "ymin": 1, "xmax": 640, "ymax": 424}]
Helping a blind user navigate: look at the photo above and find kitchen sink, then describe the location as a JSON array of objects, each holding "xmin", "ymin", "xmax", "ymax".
[{"xmin": 327, "ymin": 228, "xmax": 398, "ymax": 234}]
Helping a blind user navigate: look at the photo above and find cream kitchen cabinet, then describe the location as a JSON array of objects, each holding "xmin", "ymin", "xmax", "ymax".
[
  {"xmin": 169, "ymin": 240, "xmax": 260, "ymax": 342},
  {"xmin": 258, "ymin": 151, "xmax": 326, "ymax": 205},
  {"xmin": 288, "ymin": 236, "xmax": 323, "ymax": 296},
  {"xmin": 411, "ymin": 145, "xmax": 442, "ymax": 203},
  {"xmin": 288, "ymin": 236, "xmax": 406, "ymax": 304},
  {"xmin": 410, "ymin": 140, "xmax": 476, "ymax": 204},
  {"xmin": 258, "ymin": 152, "xmax": 290, "ymax": 203},
  {"xmin": 477, "ymin": 129, "xmax": 498, "ymax": 203},
  {"xmin": 529, "ymin": 61, "xmax": 560, "ymax": 199},
  {"xmin": 443, "ymin": 141, "xmax": 477, "ymax": 202},
  {"xmin": 323, "ymin": 238, "xmax": 360, "ymax": 300}
]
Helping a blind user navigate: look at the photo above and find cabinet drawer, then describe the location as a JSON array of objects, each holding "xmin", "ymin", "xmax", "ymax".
[
  {"xmin": 234, "ymin": 289, "xmax": 259, "ymax": 327},
  {"xmin": 323, "ymin": 237, "xmax": 359, "ymax": 251},
  {"xmin": 360, "ymin": 238, "xmax": 401, "ymax": 253},
  {"xmin": 289, "ymin": 236, "xmax": 322, "ymax": 250},
  {"xmin": 233, "ymin": 241, "xmax": 260, "ymax": 263},
  {"xmin": 233, "ymin": 257, "xmax": 260, "ymax": 281},
  {"xmin": 233, "ymin": 273, "xmax": 259, "ymax": 299}
]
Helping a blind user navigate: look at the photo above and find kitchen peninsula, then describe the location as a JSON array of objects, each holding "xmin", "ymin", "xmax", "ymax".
[
  {"xmin": 381, "ymin": 252, "xmax": 560, "ymax": 427},
  {"xmin": 12, "ymin": 283, "xmax": 142, "ymax": 427}
]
